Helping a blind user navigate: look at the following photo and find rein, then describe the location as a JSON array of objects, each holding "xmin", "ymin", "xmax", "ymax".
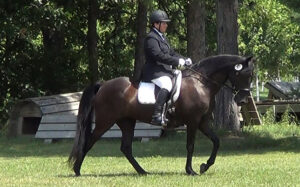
[{"xmin": 183, "ymin": 66, "xmax": 249, "ymax": 96}]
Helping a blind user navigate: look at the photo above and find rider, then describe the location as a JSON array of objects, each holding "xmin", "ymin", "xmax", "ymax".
[{"xmin": 141, "ymin": 9, "xmax": 192, "ymax": 126}]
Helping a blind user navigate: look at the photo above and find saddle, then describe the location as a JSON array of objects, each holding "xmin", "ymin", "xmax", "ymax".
[{"xmin": 138, "ymin": 69, "xmax": 182, "ymax": 111}]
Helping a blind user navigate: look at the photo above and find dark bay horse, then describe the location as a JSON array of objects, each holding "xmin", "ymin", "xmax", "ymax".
[{"xmin": 68, "ymin": 54, "xmax": 254, "ymax": 176}]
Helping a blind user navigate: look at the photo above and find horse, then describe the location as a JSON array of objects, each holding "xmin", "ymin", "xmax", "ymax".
[{"xmin": 68, "ymin": 54, "xmax": 255, "ymax": 176}]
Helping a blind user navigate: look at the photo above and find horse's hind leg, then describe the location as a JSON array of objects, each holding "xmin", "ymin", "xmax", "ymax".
[
  {"xmin": 199, "ymin": 124, "xmax": 220, "ymax": 174},
  {"xmin": 73, "ymin": 132, "xmax": 98, "ymax": 176},
  {"xmin": 74, "ymin": 121, "xmax": 114, "ymax": 176},
  {"xmin": 117, "ymin": 118, "xmax": 147, "ymax": 175}
]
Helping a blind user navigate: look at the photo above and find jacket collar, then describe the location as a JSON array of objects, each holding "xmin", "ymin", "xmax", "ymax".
[
  {"xmin": 152, "ymin": 28, "xmax": 165, "ymax": 40},
  {"xmin": 151, "ymin": 28, "xmax": 170, "ymax": 48}
]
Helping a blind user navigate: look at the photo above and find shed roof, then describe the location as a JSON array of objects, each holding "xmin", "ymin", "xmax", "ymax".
[
  {"xmin": 7, "ymin": 92, "xmax": 82, "ymax": 137},
  {"xmin": 265, "ymin": 81, "xmax": 300, "ymax": 100},
  {"xmin": 27, "ymin": 92, "xmax": 82, "ymax": 115}
]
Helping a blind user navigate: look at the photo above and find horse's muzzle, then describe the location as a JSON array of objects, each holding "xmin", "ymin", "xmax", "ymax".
[{"xmin": 234, "ymin": 90, "xmax": 250, "ymax": 106}]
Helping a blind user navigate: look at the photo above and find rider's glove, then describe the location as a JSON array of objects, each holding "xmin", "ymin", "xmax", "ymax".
[
  {"xmin": 185, "ymin": 58, "xmax": 192, "ymax": 66},
  {"xmin": 178, "ymin": 58, "xmax": 185, "ymax": 67},
  {"xmin": 178, "ymin": 58, "xmax": 185, "ymax": 68}
]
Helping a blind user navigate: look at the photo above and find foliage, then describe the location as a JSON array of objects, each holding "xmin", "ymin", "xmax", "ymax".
[
  {"xmin": 281, "ymin": 107, "xmax": 299, "ymax": 125},
  {"xmin": 243, "ymin": 121, "xmax": 299, "ymax": 139},
  {"xmin": 0, "ymin": 1, "xmax": 88, "ymax": 128},
  {"xmin": 239, "ymin": 0, "xmax": 300, "ymax": 81},
  {"xmin": 261, "ymin": 107, "xmax": 276, "ymax": 125},
  {"xmin": 98, "ymin": 1, "xmax": 136, "ymax": 80}
]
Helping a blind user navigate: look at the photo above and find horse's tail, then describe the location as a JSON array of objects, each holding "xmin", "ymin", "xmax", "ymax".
[{"xmin": 68, "ymin": 82, "xmax": 101, "ymax": 172}]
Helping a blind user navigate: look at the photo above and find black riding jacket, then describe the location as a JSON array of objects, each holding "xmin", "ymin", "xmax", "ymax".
[{"xmin": 141, "ymin": 28, "xmax": 184, "ymax": 82}]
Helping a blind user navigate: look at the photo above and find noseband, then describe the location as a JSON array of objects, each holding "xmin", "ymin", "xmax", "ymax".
[{"xmin": 224, "ymin": 81, "xmax": 251, "ymax": 97}]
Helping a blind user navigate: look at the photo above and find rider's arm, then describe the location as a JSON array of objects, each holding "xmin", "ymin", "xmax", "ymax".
[
  {"xmin": 144, "ymin": 37, "xmax": 181, "ymax": 66},
  {"xmin": 170, "ymin": 47, "xmax": 184, "ymax": 58}
]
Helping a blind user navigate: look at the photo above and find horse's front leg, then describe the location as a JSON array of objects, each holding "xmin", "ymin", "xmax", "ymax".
[
  {"xmin": 185, "ymin": 125, "xmax": 198, "ymax": 175},
  {"xmin": 199, "ymin": 125, "xmax": 220, "ymax": 174}
]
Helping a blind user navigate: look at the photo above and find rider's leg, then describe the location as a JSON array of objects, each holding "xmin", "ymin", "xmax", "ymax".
[{"xmin": 151, "ymin": 76, "xmax": 172, "ymax": 125}]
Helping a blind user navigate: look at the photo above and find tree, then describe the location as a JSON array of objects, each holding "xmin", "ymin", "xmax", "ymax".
[
  {"xmin": 97, "ymin": 1, "xmax": 135, "ymax": 80},
  {"xmin": 132, "ymin": 0, "xmax": 148, "ymax": 82},
  {"xmin": 87, "ymin": 0, "xmax": 99, "ymax": 83},
  {"xmin": 214, "ymin": 0, "xmax": 240, "ymax": 131},
  {"xmin": 1, "ymin": 0, "xmax": 300, "ymax": 131},
  {"xmin": 41, "ymin": 2, "xmax": 66, "ymax": 93},
  {"xmin": 187, "ymin": 0, "xmax": 206, "ymax": 61},
  {"xmin": 239, "ymin": 0, "xmax": 300, "ymax": 82}
]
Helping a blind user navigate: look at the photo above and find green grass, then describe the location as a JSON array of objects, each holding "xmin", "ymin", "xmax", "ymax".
[{"xmin": 0, "ymin": 124, "xmax": 300, "ymax": 186}]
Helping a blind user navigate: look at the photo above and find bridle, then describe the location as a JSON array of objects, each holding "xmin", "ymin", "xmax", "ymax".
[{"xmin": 184, "ymin": 66, "xmax": 251, "ymax": 96}]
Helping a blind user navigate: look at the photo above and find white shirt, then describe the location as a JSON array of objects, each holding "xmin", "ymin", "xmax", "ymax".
[{"xmin": 153, "ymin": 27, "xmax": 165, "ymax": 41}]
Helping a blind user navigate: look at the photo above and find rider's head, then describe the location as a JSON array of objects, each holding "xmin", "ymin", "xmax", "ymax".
[{"xmin": 149, "ymin": 10, "xmax": 170, "ymax": 33}]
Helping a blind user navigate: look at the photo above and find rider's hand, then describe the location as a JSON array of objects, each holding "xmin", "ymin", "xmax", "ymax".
[
  {"xmin": 178, "ymin": 58, "xmax": 185, "ymax": 67},
  {"xmin": 185, "ymin": 58, "xmax": 192, "ymax": 66}
]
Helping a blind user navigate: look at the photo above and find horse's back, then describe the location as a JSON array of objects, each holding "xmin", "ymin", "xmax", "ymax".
[
  {"xmin": 94, "ymin": 77, "xmax": 138, "ymax": 115},
  {"xmin": 96, "ymin": 76, "xmax": 135, "ymax": 101},
  {"xmin": 100, "ymin": 77, "xmax": 131, "ymax": 90}
]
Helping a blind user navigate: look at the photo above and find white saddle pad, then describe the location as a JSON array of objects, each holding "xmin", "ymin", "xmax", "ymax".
[
  {"xmin": 138, "ymin": 82, "xmax": 156, "ymax": 104},
  {"xmin": 138, "ymin": 70, "xmax": 182, "ymax": 105}
]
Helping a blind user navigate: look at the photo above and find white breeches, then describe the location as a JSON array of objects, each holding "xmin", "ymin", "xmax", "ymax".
[{"xmin": 151, "ymin": 76, "xmax": 172, "ymax": 92}]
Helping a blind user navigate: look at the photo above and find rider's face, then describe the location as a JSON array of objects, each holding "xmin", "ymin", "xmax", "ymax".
[{"xmin": 154, "ymin": 22, "xmax": 168, "ymax": 33}]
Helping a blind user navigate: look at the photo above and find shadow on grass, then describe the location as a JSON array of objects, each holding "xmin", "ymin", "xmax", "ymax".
[
  {"xmin": 58, "ymin": 171, "xmax": 187, "ymax": 178},
  {"xmin": 0, "ymin": 130, "xmax": 299, "ymax": 158},
  {"xmin": 58, "ymin": 172, "xmax": 140, "ymax": 178}
]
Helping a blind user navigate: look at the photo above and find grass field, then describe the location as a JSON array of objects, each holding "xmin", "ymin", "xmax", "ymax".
[{"xmin": 0, "ymin": 123, "xmax": 300, "ymax": 186}]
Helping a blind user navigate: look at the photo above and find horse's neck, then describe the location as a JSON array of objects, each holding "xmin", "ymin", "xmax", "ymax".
[{"xmin": 205, "ymin": 70, "xmax": 229, "ymax": 96}]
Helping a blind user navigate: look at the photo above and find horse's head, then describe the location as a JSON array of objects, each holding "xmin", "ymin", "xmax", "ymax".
[
  {"xmin": 186, "ymin": 54, "xmax": 255, "ymax": 105},
  {"xmin": 228, "ymin": 56, "xmax": 255, "ymax": 106}
]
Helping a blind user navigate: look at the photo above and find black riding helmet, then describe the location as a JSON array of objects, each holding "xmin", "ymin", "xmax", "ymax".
[{"xmin": 149, "ymin": 10, "xmax": 171, "ymax": 24}]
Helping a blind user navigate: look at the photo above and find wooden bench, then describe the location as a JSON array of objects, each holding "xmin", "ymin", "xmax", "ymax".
[
  {"xmin": 254, "ymin": 81, "xmax": 300, "ymax": 121},
  {"xmin": 35, "ymin": 114, "xmax": 162, "ymax": 143}
]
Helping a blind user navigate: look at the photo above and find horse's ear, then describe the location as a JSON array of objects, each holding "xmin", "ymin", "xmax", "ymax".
[{"xmin": 245, "ymin": 56, "xmax": 255, "ymax": 63}]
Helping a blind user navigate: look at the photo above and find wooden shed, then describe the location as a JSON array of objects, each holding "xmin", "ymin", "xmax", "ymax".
[
  {"xmin": 7, "ymin": 92, "xmax": 81, "ymax": 137},
  {"xmin": 7, "ymin": 92, "xmax": 162, "ymax": 142}
]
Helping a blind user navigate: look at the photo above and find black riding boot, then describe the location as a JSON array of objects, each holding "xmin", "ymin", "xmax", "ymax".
[{"xmin": 151, "ymin": 88, "xmax": 169, "ymax": 126}]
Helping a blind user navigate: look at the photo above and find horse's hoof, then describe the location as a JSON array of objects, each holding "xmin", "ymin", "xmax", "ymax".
[
  {"xmin": 75, "ymin": 172, "xmax": 81, "ymax": 177},
  {"xmin": 188, "ymin": 171, "xmax": 198, "ymax": 176},
  {"xmin": 138, "ymin": 170, "xmax": 149, "ymax": 175},
  {"xmin": 200, "ymin": 163, "xmax": 207, "ymax": 174},
  {"xmin": 186, "ymin": 168, "xmax": 198, "ymax": 176}
]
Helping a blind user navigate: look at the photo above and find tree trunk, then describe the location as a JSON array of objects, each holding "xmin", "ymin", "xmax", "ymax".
[
  {"xmin": 87, "ymin": 0, "xmax": 99, "ymax": 83},
  {"xmin": 215, "ymin": 0, "xmax": 240, "ymax": 131},
  {"xmin": 216, "ymin": 0, "xmax": 238, "ymax": 54},
  {"xmin": 187, "ymin": 0, "xmax": 206, "ymax": 61},
  {"xmin": 132, "ymin": 0, "xmax": 148, "ymax": 82},
  {"xmin": 41, "ymin": 22, "xmax": 65, "ymax": 94}
]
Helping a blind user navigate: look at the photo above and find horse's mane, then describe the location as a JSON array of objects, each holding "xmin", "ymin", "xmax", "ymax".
[{"xmin": 184, "ymin": 55, "xmax": 245, "ymax": 76}]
